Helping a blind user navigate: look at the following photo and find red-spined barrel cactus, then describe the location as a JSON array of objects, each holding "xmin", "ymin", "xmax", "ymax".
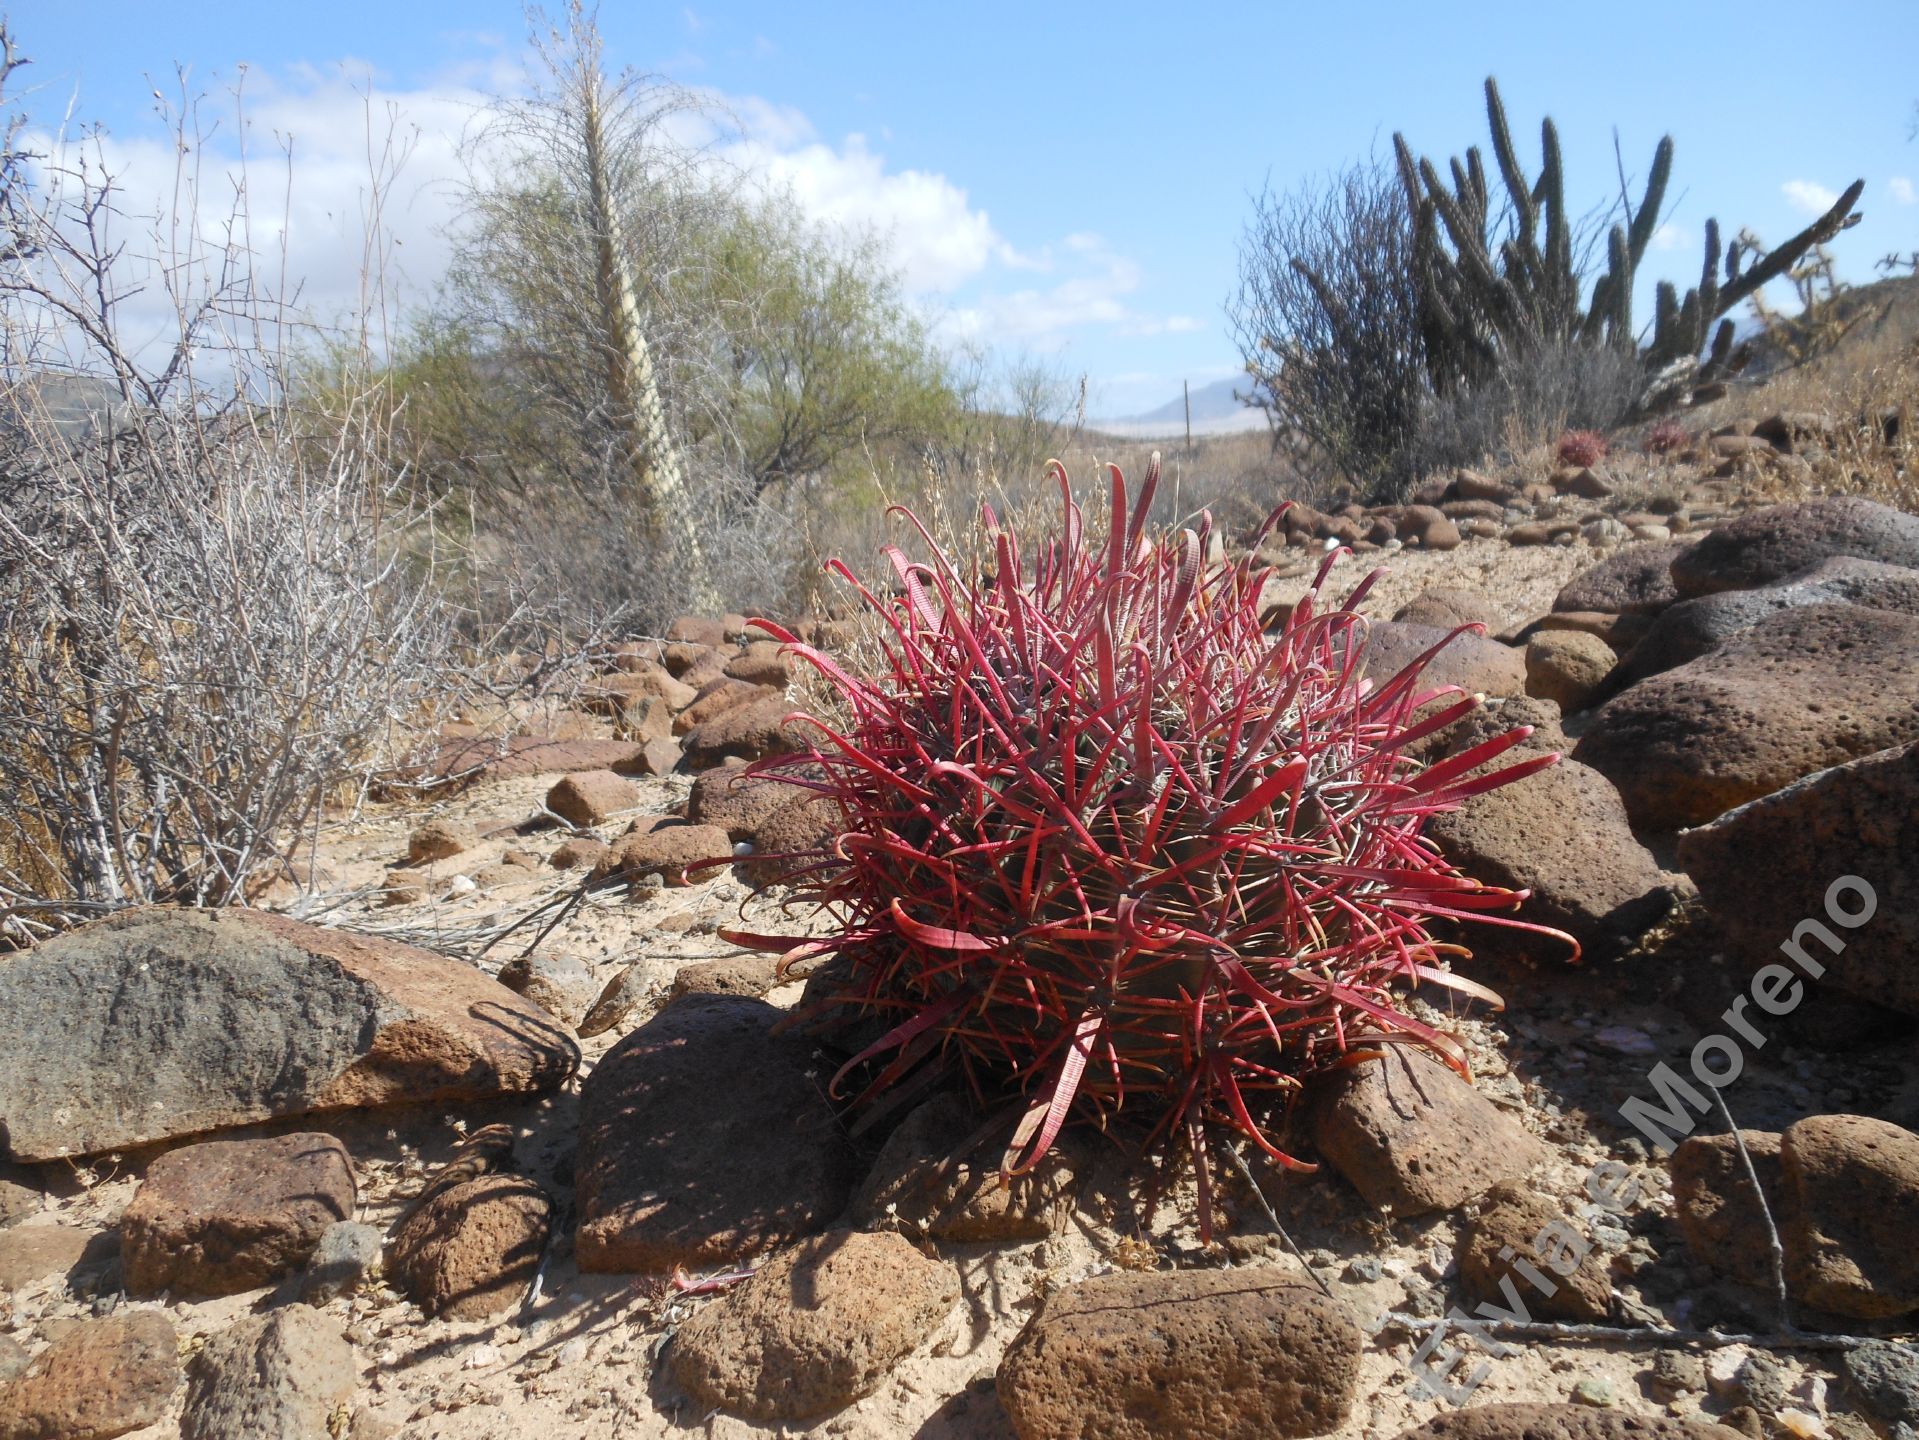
[
  {"xmin": 1556, "ymin": 429, "xmax": 1610, "ymax": 467},
  {"xmin": 728, "ymin": 461, "xmax": 1569, "ymax": 1229}
]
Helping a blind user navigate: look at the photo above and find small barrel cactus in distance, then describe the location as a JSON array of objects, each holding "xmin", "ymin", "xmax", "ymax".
[
  {"xmin": 1556, "ymin": 428, "xmax": 1610, "ymax": 468},
  {"xmin": 728, "ymin": 460, "xmax": 1572, "ymax": 1233}
]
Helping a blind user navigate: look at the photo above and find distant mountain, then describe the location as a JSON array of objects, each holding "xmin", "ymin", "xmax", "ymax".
[{"xmin": 1098, "ymin": 375, "xmax": 1268, "ymax": 438}]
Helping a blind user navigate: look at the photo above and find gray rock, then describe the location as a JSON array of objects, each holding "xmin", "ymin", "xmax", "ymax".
[
  {"xmin": 181, "ymin": 1308, "xmax": 355, "ymax": 1440},
  {"xmin": 302, "ymin": 1221, "xmax": 383, "ymax": 1304},
  {"xmin": 0, "ymin": 908, "xmax": 578, "ymax": 1162},
  {"xmin": 495, "ymin": 953, "xmax": 598, "ymax": 1030},
  {"xmin": 1554, "ymin": 540, "xmax": 1695, "ymax": 615},
  {"xmin": 0, "ymin": 1335, "xmax": 27, "ymax": 1384},
  {"xmin": 1847, "ymin": 1342, "xmax": 1919, "ymax": 1426},
  {"xmin": 1671, "ymin": 497, "xmax": 1919, "ymax": 597},
  {"xmin": 1608, "ymin": 556, "xmax": 1919, "ymax": 691}
]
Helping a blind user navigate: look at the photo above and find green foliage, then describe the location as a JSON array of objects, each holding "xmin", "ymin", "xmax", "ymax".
[
  {"xmin": 395, "ymin": 182, "xmax": 959, "ymax": 506},
  {"xmin": 691, "ymin": 197, "xmax": 958, "ymax": 491}
]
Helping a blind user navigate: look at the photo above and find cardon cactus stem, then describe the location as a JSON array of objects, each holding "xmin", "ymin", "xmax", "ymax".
[{"xmin": 725, "ymin": 461, "xmax": 1574, "ymax": 1235}]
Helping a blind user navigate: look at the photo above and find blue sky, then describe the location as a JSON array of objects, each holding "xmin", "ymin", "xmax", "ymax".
[{"xmin": 15, "ymin": 1, "xmax": 1918, "ymax": 415}]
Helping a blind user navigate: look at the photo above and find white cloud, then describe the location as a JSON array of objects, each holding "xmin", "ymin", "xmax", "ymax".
[
  {"xmin": 1782, "ymin": 179, "xmax": 1840, "ymax": 216},
  {"xmin": 20, "ymin": 53, "xmax": 1173, "ymax": 366},
  {"xmin": 1650, "ymin": 221, "xmax": 1690, "ymax": 252},
  {"xmin": 929, "ymin": 232, "xmax": 1192, "ymax": 347},
  {"xmin": 727, "ymin": 131, "xmax": 1006, "ymax": 293},
  {"xmin": 1891, "ymin": 177, "xmax": 1917, "ymax": 206}
]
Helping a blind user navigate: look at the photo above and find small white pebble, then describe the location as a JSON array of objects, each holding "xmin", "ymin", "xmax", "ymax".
[{"xmin": 463, "ymin": 1341, "xmax": 501, "ymax": 1370}]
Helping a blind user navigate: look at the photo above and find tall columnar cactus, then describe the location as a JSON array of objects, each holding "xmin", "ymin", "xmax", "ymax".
[
  {"xmin": 1393, "ymin": 77, "xmax": 1862, "ymax": 400},
  {"xmin": 727, "ymin": 461, "xmax": 1573, "ymax": 1234}
]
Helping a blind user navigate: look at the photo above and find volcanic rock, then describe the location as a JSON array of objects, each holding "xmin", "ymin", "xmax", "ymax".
[
  {"xmin": 121, "ymin": 1133, "xmax": 355, "ymax": 1297},
  {"xmin": 1572, "ymin": 604, "xmax": 1919, "ymax": 831},
  {"xmin": 1311, "ymin": 1047, "xmax": 1549, "ymax": 1216},
  {"xmin": 669, "ymin": 1230, "xmax": 957, "ymax": 1422},
  {"xmin": 575, "ymin": 995, "xmax": 860, "ymax": 1271},
  {"xmin": 1670, "ymin": 497, "xmax": 1919, "ymax": 597},
  {"xmin": 0, "ymin": 908, "xmax": 577, "ymax": 1163},
  {"xmin": 997, "ymin": 1267, "xmax": 1359, "ymax": 1440}
]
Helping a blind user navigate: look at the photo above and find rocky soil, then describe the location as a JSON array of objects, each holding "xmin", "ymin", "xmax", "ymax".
[{"xmin": 2, "ymin": 434, "xmax": 1917, "ymax": 1440}]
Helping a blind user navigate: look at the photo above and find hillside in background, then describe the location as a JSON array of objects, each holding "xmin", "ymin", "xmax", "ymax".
[{"xmin": 1099, "ymin": 374, "xmax": 1269, "ymax": 438}]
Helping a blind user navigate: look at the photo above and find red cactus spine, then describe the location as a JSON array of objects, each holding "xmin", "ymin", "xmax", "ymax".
[{"xmin": 727, "ymin": 460, "xmax": 1571, "ymax": 1231}]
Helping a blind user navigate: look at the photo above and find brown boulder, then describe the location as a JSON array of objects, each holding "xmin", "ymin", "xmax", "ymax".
[
  {"xmin": 1524, "ymin": 630, "xmax": 1617, "ymax": 712},
  {"xmin": 851, "ymin": 1093, "xmax": 1078, "ymax": 1241},
  {"xmin": 1554, "ymin": 541, "xmax": 1693, "ymax": 616},
  {"xmin": 122, "ymin": 1133, "xmax": 355, "ymax": 1297},
  {"xmin": 0, "ymin": 1312, "xmax": 179, "ymax": 1440},
  {"xmin": 686, "ymin": 766, "xmax": 795, "ymax": 840},
  {"xmin": 667, "ymin": 955, "xmax": 782, "ymax": 1003},
  {"xmin": 376, "ymin": 734, "xmax": 653, "ymax": 794},
  {"xmin": 1555, "ymin": 467, "xmax": 1615, "ymax": 499},
  {"xmin": 724, "ymin": 642, "xmax": 792, "ymax": 688},
  {"xmin": 1399, "ymin": 505, "xmax": 1462, "ymax": 550},
  {"xmin": 547, "ymin": 835, "xmax": 606, "ymax": 870},
  {"xmin": 1360, "ymin": 621, "xmax": 1527, "ymax": 700},
  {"xmin": 0, "ymin": 1225, "xmax": 104, "ymax": 1291},
  {"xmin": 582, "ymin": 668, "xmax": 696, "ymax": 716},
  {"xmin": 665, "ymin": 615, "xmax": 729, "ymax": 649},
  {"xmin": 1671, "ymin": 1130, "xmax": 1789, "ymax": 1294},
  {"xmin": 1393, "ymin": 587, "xmax": 1513, "ymax": 633},
  {"xmin": 736, "ymin": 791, "xmax": 840, "ymax": 889},
  {"xmin": 681, "ymin": 693, "xmax": 808, "ymax": 766},
  {"xmin": 1424, "ymin": 757, "xmax": 1670, "ymax": 962},
  {"xmin": 575, "ymin": 995, "xmax": 861, "ymax": 1271},
  {"xmin": 0, "ymin": 908, "xmax": 577, "ymax": 1163},
  {"xmin": 1574, "ymin": 603, "xmax": 1919, "ymax": 831},
  {"xmin": 589, "ymin": 822, "xmax": 731, "ymax": 886},
  {"xmin": 673, "ymin": 679, "xmax": 778, "ymax": 737},
  {"xmin": 1460, "ymin": 1183, "xmax": 1611, "ymax": 1321},
  {"xmin": 389, "ymin": 1173, "xmax": 551, "ymax": 1320},
  {"xmin": 1311, "ymin": 1047, "xmax": 1548, "ymax": 1216},
  {"xmin": 1671, "ymin": 497, "xmax": 1919, "ymax": 598},
  {"xmin": 544, "ymin": 769, "xmax": 640, "ymax": 826},
  {"xmin": 668, "ymin": 1230, "xmax": 957, "ymax": 1422},
  {"xmin": 1392, "ymin": 1405, "xmax": 1746, "ymax": 1440},
  {"xmin": 405, "ymin": 818, "xmax": 475, "ymax": 865},
  {"xmin": 1607, "ymin": 556, "xmax": 1919, "ymax": 692},
  {"xmin": 1677, "ymin": 739, "xmax": 1919, "ymax": 1013},
  {"xmin": 1783, "ymin": 1114, "xmax": 1919, "ymax": 1319},
  {"xmin": 997, "ymin": 1267, "xmax": 1359, "ymax": 1440}
]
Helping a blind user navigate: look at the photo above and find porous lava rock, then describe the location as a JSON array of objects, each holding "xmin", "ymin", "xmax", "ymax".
[
  {"xmin": 669, "ymin": 1230, "xmax": 957, "ymax": 1422},
  {"xmin": 575, "ymin": 995, "xmax": 860, "ymax": 1271},
  {"xmin": 1311, "ymin": 1047, "xmax": 1548, "ymax": 1216},
  {"xmin": 996, "ymin": 1266, "xmax": 1359, "ymax": 1440},
  {"xmin": 121, "ymin": 1133, "xmax": 355, "ymax": 1297},
  {"xmin": 0, "ymin": 908, "xmax": 577, "ymax": 1163},
  {"xmin": 1572, "ymin": 604, "xmax": 1919, "ymax": 831},
  {"xmin": 1670, "ymin": 497, "xmax": 1919, "ymax": 598}
]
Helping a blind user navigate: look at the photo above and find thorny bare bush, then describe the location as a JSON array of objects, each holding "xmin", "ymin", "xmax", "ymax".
[{"xmin": 0, "ymin": 42, "xmax": 453, "ymax": 944}]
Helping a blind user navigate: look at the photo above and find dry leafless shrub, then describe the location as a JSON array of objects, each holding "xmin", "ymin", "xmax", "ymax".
[{"xmin": 0, "ymin": 40, "xmax": 452, "ymax": 944}]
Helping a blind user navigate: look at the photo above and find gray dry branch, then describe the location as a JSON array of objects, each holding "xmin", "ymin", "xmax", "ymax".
[{"xmin": 0, "ymin": 29, "xmax": 451, "ymax": 943}]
